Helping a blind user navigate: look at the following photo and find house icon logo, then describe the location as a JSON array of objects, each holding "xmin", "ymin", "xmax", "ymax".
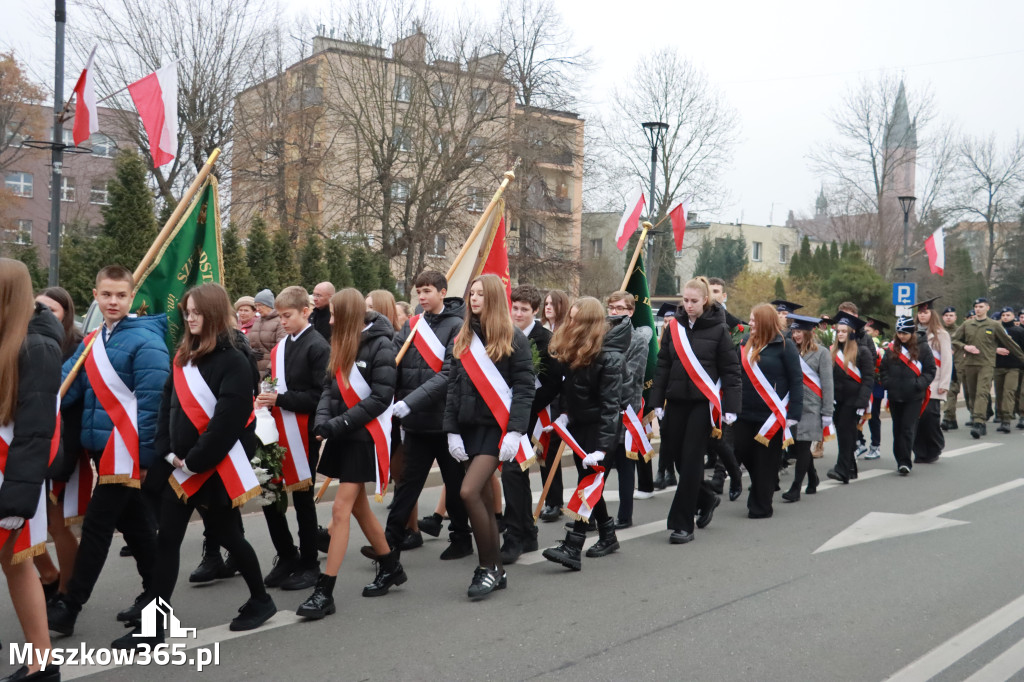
[{"xmin": 134, "ymin": 597, "xmax": 197, "ymax": 639}]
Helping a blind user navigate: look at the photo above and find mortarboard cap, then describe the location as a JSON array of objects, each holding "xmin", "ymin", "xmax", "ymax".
[
  {"xmin": 831, "ymin": 311, "xmax": 866, "ymax": 332},
  {"xmin": 911, "ymin": 296, "xmax": 941, "ymax": 310},
  {"xmin": 787, "ymin": 313, "xmax": 821, "ymax": 331},
  {"xmin": 771, "ymin": 299, "xmax": 803, "ymax": 313},
  {"xmin": 865, "ymin": 316, "xmax": 890, "ymax": 331},
  {"xmin": 656, "ymin": 302, "xmax": 678, "ymax": 318}
]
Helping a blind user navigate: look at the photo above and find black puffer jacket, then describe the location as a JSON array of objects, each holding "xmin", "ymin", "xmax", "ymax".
[
  {"xmin": 880, "ymin": 337, "xmax": 936, "ymax": 402},
  {"xmin": 558, "ymin": 315, "xmax": 630, "ymax": 454},
  {"xmin": 650, "ymin": 304, "xmax": 742, "ymax": 414},
  {"xmin": 832, "ymin": 342, "xmax": 876, "ymax": 409},
  {"xmin": 396, "ymin": 298, "xmax": 465, "ymax": 433},
  {"xmin": 0, "ymin": 304, "xmax": 62, "ymax": 519},
  {"xmin": 997, "ymin": 322, "xmax": 1024, "ymax": 370},
  {"xmin": 151, "ymin": 331, "xmax": 259, "ymax": 508},
  {"xmin": 738, "ymin": 333, "xmax": 804, "ymax": 425},
  {"xmin": 315, "ymin": 313, "xmax": 397, "ymax": 442},
  {"xmin": 443, "ymin": 321, "xmax": 535, "ymax": 435}
]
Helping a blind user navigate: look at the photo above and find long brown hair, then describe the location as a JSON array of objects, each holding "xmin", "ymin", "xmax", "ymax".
[
  {"xmin": 892, "ymin": 327, "xmax": 920, "ymax": 361},
  {"xmin": 544, "ymin": 289, "xmax": 570, "ymax": 330},
  {"xmin": 328, "ymin": 288, "xmax": 366, "ymax": 382},
  {"xmin": 367, "ymin": 289, "xmax": 399, "ymax": 331},
  {"xmin": 747, "ymin": 303, "xmax": 779, "ymax": 364},
  {"xmin": 918, "ymin": 306, "xmax": 942, "ymax": 338},
  {"xmin": 175, "ymin": 283, "xmax": 236, "ymax": 367},
  {"xmin": 454, "ymin": 275, "xmax": 514, "ymax": 362},
  {"xmin": 0, "ymin": 259, "xmax": 34, "ymax": 424},
  {"xmin": 791, "ymin": 327, "xmax": 819, "ymax": 356},
  {"xmin": 549, "ymin": 297, "xmax": 607, "ymax": 369},
  {"xmin": 831, "ymin": 324, "xmax": 859, "ymax": 367},
  {"xmin": 38, "ymin": 286, "xmax": 82, "ymax": 356}
]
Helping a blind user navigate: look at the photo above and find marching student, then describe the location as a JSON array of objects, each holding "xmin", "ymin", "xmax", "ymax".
[
  {"xmin": 48, "ymin": 265, "xmax": 168, "ymax": 637},
  {"xmin": 649, "ymin": 278, "xmax": 741, "ymax": 543},
  {"xmin": 826, "ymin": 311, "xmax": 875, "ymax": 484},
  {"xmin": 706, "ymin": 278, "xmax": 744, "ymax": 501},
  {"xmin": 444, "ymin": 275, "xmax": 534, "ymax": 598},
  {"xmin": 297, "ymin": 290, "xmax": 402, "ymax": 618},
  {"xmin": 543, "ymin": 289, "xmax": 570, "ymax": 332},
  {"xmin": 994, "ymin": 306, "xmax": 1024, "ymax": 433},
  {"xmin": 859, "ymin": 317, "xmax": 888, "ymax": 461},
  {"xmin": 735, "ymin": 304, "xmax": 803, "ymax": 519},
  {"xmin": 542, "ymin": 297, "xmax": 628, "ymax": 569},
  {"xmin": 256, "ymin": 286, "xmax": 331, "ymax": 591},
  {"xmin": 879, "ymin": 317, "xmax": 936, "ymax": 475},
  {"xmin": 0, "ymin": 259, "xmax": 63, "ymax": 681},
  {"xmin": 782, "ymin": 314, "xmax": 833, "ymax": 502},
  {"xmin": 914, "ymin": 299, "xmax": 952, "ymax": 463},
  {"xmin": 115, "ymin": 283, "xmax": 275, "ymax": 648}
]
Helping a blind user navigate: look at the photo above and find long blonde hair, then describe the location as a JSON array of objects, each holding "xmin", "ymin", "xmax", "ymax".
[
  {"xmin": 549, "ymin": 297, "xmax": 607, "ymax": 369},
  {"xmin": 0, "ymin": 259, "xmax": 34, "ymax": 424},
  {"xmin": 454, "ymin": 274, "xmax": 514, "ymax": 362},
  {"xmin": 831, "ymin": 324, "xmax": 859, "ymax": 367},
  {"xmin": 328, "ymin": 289, "xmax": 366, "ymax": 382},
  {"xmin": 747, "ymin": 303, "xmax": 779, "ymax": 364},
  {"xmin": 368, "ymin": 289, "xmax": 399, "ymax": 331}
]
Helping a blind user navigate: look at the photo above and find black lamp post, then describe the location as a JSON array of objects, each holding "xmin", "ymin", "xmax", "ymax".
[
  {"xmin": 896, "ymin": 195, "xmax": 916, "ymax": 284},
  {"xmin": 641, "ymin": 121, "xmax": 668, "ymax": 291}
]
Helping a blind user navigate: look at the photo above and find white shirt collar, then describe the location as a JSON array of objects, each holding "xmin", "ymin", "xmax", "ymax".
[
  {"xmin": 289, "ymin": 323, "xmax": 312, "ymax": 342},
  {"xmin": 522, "ymin": 320, "xmax": 536, "ymax": 337}
]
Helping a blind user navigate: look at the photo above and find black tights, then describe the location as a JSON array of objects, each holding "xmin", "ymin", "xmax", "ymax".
[
  {"xmin": 461, "ymin": 455, "xmax": 501, "ymax": 569},
  {"xmin": 571, "ymin": 454, "xmax": 610, "ymax": 532},
  {"xmin": 789, "ymin": 440, "xmax": 816, "ymax": 490}
]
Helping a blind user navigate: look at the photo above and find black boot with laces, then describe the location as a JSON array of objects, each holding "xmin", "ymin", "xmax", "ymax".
[
  {"xmin": 467, "ymin": 565, "xmax": 506, "ymax": 600},
  {"xmin": 362, "ymin": 549, "xmax": 407, "ymax": 597},
  {"xmin": 297, "ymin": 574, "xmax": 336, "ymax": 619}
]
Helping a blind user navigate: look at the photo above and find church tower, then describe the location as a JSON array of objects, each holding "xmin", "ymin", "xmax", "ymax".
[
  {"xmin": 815, "ymin": 185, "xmax": 828, "ymax": 217},
  {"xmin": 883, "ymin": 81, "xmax": 917, "ymax": 210}
]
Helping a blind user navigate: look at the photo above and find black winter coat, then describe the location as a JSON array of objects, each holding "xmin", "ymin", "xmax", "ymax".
[
  {"xmin": 880, "ymin": 338, "xmax": 936, "ymax": 402},
  {"xmin": 274, "ymin": 326, "xmax": 331, "ymax": 454},
  {"xmin": 650, "ymin": 304, "xmax": 742, "ymax": 414},
  {"xmin": 0, "ymin": 304, "xmax": 62, "ymax": 519},
  {"xmin": 558, "ymin": 315, "xmax": 630, "ymax": 454},
  {"xmin": 832, "ymin": 342, "xmax": 876, "ymax": 409},
  {"xmin": 308, "ymin": 305, "xmax": 332, "ymax": 343},
  {"xmin": 396, "ymin": 298, "xmax": 465, "ymax": 433},
  {"xmin": 315, "ymin": 313, "xmax": 397, "ymax": 443},
  {"xmin": 48, "ymin": 332, "xmax": 85, "ymax": 483},
  {"xmin": 444, "ymin": 321, "xmax": 535, "ymax": 436},
  {"xmin": 738, "ymin": 333, "xmax": 804, "ymax": 425},
  {"xmin": 997, "ymin": 323, "xmax": 1024, "ymax": 369},
  {"xmin": 527, "ymin": 323, "xmax": 563, "ymax": 431}
]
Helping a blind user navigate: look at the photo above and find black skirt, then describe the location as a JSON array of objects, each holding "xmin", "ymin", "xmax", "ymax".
[
  {"xmin": 317, "ymin": 439, "xmax": 377, "ymax": 483},
  {"xmin": 460, "ymin": 425, "xmax": 503, "ymax": 458}
]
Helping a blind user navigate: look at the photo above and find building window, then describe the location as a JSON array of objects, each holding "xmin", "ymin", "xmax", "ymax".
[
  {"xmin": 393, "ymin": 126, "xmax": 412, "ymax": 152},
  {"xmin": 431, "ymin": 188, "xmax": 448, "ymax": 208},
  {"xmin": 45, "ymin": 222, "xmax": 68, "ymax": 246},
  {"xmin": 5, "ymin": 172, "xmax": 33, "ymax": 198},
  {"xmin": 90, "ymin": 181, "xmax": 110, "ymax": 205},
  {"xmin": 468, "ymin": 137, "xmax": 484, "ymax": 162},
  {"xmin": 674, "ymin": 276, "xmax": 681, "ymax": 293},
  {"xmin": 90, "ymin": 133, "xmax": 116, "ymax": 158},
  {"xmin": 431, "ymin": 82, "xmax": 452, "ymax": 108},
  {"xmin": 394, "ymin": 75, "xmax": 412, "ymax": 103},
  {"xmin": 589, "ymin": 238, "xmax": 603, "ymax": 259},
  {"xmin": 429, "ymin": 233, "xmax": 446, "ymax": 256},
  {"xmin": 751, "ymin": 241, "xmax": 762, "ymax": 262},
  {"xmin": 467, "ymin": 187, "xmax": 487, "ymax": 212},
  {"xmin": 3, "ymin": 219, "xmax": 32, "ymax": 245},
  {"xmin": 52, "ymin": 127, "xmax": 75, "ymax": 145},
  {"xmin": 522, "ymin": 221, "xmax": 545, "ymax": 257},
  {"xmin": 49, "ymin": 176, "xmax": 76, "ymax": 202},
  {"xmin": 778, "ymin": 244, "xmax": 789, "ymax": 264},
  {"xmin": 471, "ymin": 88, "xmax": 488, "ymax": 114},
  {"xmin": 390, "ymin": 180, "xmax": 410, "ymax": 203}
]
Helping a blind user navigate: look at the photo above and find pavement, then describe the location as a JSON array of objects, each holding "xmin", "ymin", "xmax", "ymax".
[{"xmin": 2, "ymin": 405, "xmax": 1024, "ymax": 681}]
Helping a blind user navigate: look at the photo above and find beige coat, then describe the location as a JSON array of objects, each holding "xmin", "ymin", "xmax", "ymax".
[
  {"xmin": 248, "ymin": 311, "xmax": 286, "ymax": 376},
  {"xmin": 926, "ymin": 327, "xmax": 953, "ymax": 395}
]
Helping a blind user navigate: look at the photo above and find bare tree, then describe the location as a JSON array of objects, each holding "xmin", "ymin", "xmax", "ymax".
[{"xmin": 0, "ymin": 51, "xmax": 46, "ymax": 173}]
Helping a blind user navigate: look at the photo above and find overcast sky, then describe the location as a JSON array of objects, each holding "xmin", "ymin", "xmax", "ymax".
[{"xmin": 4, "ymin": 0, "xmax": 1023, "ymax": 226}]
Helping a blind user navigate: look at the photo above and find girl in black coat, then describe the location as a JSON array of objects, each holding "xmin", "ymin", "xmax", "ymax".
[
  {"xmin": 298, "ymin": 292, "xmax": 400, "ymax": 619},
  {"xmin": 444, "ymin": 275, "xmax": 534, "ymax": 599},
  {"xmin": 0, "ymin": 259, "xmax": 62, "ymax": 680},
  {"xmin": 827, "ymin": 312, "xmax": 875, "ymax": 484},
  {"xmin": 879, "ymin": 316, "xmax": 936, "ymax": 475},
  {"xmin": 649, "ymin": 278, "xmax": 741, "ymax": 543},
  {"xmin": 541, "ymin": 297, "xmax": 627, "ymax": 570},
  {"xmin": 735, "ymin": 303, "xmax": 803, "ymax": 519}
]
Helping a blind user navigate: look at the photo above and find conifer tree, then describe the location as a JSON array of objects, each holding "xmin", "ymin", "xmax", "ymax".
[
  {"xmin": 246, "ymin": 217, "xmax": 277, "ymax": 292},
  {"xmin": 101, "ymin": 149, "xmax": 157, "ymax": 268}
]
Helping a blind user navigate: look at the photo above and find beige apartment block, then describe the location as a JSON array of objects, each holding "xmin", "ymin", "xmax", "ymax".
[{"xmin": 672, "ymin": 221, "xmax": 801, "ymax": 291}]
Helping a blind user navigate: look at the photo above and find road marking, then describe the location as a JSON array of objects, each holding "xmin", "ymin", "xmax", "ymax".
[
  {"xmin": 963, "ymin": 635, "xmax": 1024, "ymax": 682},
  {"xmin": 940, "ymin": 442, "xmax": 1000, "ymax": 459},
  {"xmin": 885, "ymin": 592, "xmax": 1024, "ymax": 682}
]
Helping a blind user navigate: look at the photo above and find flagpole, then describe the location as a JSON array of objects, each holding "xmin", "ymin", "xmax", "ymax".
[
  {"xmin": 619, "ymin": 222, "xmax": 652, "ymax": 291},
  {"xmin": 534, "ymin": 442, "xmax": 567, "ymax": 521},
  {"xmin": 59, "ymin": 148, "xmax": 222, "ymax": 398}
]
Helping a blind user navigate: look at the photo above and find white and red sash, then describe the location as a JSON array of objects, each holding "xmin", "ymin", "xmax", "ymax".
[
  {"xmin": 799, "ymin": 355, "xmax": 823, "ymax": 399},
  {"xmin": 551, "ymin": 422, "xmax": 606, "ymax": 522},
  {"xmin": 622, "ymin": 405, "xmax": 652, "ymax": 462},
  {"xmin": 408, "ymin": 314, "xmax": 445, "ymax": 373},
  {"xmin": 51, "ymin": 450, "xmax": 94, "ymax": 526},
  {"xmin": 0, "ymin": 423, "xmax": 48, "ymax": 564},
  {"xmin": 822, "ymin": 422, "xmax": 837, "ymax": 442},
  {"xmin": 895, "ymin": 345, "xmax": 932, "ymax": 416},
  {"xmin": 669, "ymin": 319, "xmax": 724, "ymax": 438},
  {"xmin": 82, "ymin": 329, "xmax": 140, "ymax": 486},
  {"xmin": 531, "ymin": 377, "xmax": 552, "ymax": 454},
  {"xmin": 834, "ymin": 350, "xmax": 862, "ymax": 383},
  {"xmin": 336, "ymin": 365, "xmax": 394, "ymax": 501},
  {"xmin": 169, "ymin": 361, "xmax": 261, "ymax": 508},
  {"xmin": 741, "ymin": 344, "xmax": 794, "ymax": 447},
  {"xmin": 270, "ymin": 341, "xmax": 312, "ymax": 492},
  {"xmin": 458, "ymin": 333, "xmax": 535, "ymax": 470}
]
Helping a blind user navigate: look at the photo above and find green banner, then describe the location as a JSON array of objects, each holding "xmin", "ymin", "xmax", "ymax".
[
  {"xmin": 625, "ymin": 249, "xmax": 659, "ymax": 402},
  {"xmin": 132, "ymin": 178, "xmax": 223, "ymax": 350}
]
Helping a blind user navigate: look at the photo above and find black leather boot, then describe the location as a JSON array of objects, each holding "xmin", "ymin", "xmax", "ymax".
[
  {"xmin": 542, "ymin": 530, "xmax": 585, "ymax": 571},
  {"xmin": 188, "ymin": 541, "xmax": 225, "ymax": 583},
  {"xmin": 297, "ymin": 574, "xmax": 336, "ymax": 619},
  {"xmin": 585, "ymin": 519, "xmax": 620, "ymax": 558},
  {"xmin": 362, "ymin": 549, "xmax": 408, "ymax": 597}
]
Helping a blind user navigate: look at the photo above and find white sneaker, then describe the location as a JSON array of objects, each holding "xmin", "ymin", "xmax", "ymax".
[
  {"xmin": 855, "ymin": 444, "xmax": 868, "ymax": 459},
  {"xmin": 864, "ymin": 447, "xmax": 881, "ymax": 460},
  {"xmin": 633, "ymin": 490, "xmax": 654, "ymax": 500}
]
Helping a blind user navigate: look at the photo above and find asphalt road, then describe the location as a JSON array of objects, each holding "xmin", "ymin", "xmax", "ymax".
[{"xmin": 3, "ymin": 405, "xmax": 1024, "ymax": 681}]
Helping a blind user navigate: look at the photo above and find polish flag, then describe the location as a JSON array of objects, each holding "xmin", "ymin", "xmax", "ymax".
[
  {"xmin": 615, "ymin": 189, "xmax": 646, "ymax": 250},
  {"xmin": 127, "ymin": 63, "xmax": 178, "ymax": 167},
  {"xmin": 669, "ymin": 198, "xmax": 689, "ymax": 251},
  {"xmin": 72, "ymin": 46, "xmax": 99, "ymax": 146},
  {"xmin": 924, "ymin": 226, "xmax": 945, "ymax": 276}
]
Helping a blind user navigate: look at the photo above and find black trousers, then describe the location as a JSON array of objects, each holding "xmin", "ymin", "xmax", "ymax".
[
  {"xmin": 890, "ymin": 398, "xmax": 923, "ymax": 469},
  {"xmin": 500, "ymin": 459, "xmax": 536, "ymax": 544},
  {"xmin": 868, "ymin": 382, "xmax": 884, "ymax": 447},
  {"xmin": 734, "ymin": 420, "xmax": 782, "ymax": 518},
  {"xmin": 913, "ymin": 398, "xmax": 945, "ymax": 461},
  {"xmin": 262, "ymin": 486, "xmax": 318, "ymax": 568},
  {"xmin": 153, "ymin": 489, "xmax": 265, "ymax": 603},
  {"xmin": 789, "ymin": 440, "xmax": 816, "ymax": 490},
  {"xmin": 664, "ymin": 400, "xmax": 715, "ymax": 533},
  {"xmin": 537, "ymin": 433, "xmax": 564, "ymax": 507},
  {"xmin": 834, "ymin": 401, "xmax": 860, "ymax": 479},
  {"xmin": 635, "ymin": 455, "xmax": 654, "ymax": 493},
  {"xmin": 385, "ymin": 431, "xmax": 469, "ymax": 546},
  {"xmin": 67, "ymin": 481, "xmax": 158, "ymax": 607},
  {"xmin": 611, "ymin": 442, "xmax": 634, "ymax": 523},
  {"xmin": 711, "ymin": 423, "xmax": 742, "ymax": 489}
]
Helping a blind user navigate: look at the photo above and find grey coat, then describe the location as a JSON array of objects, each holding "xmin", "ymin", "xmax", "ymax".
[
  {"xmin": 795, "ymin": 345, "xmax": 834, "ymax": 442},
  {"xmin": 623, "ymin": 324, "xmax": 652, "ymax": 413}
]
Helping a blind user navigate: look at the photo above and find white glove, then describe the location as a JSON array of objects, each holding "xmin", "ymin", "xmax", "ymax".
[
  {"xmin": 786, "ymin": 419, "xmax": 799, "ymax": 428},
  {"xmin": 822, "ymin": 416, "xmax": 833, "ymax": 428},
  {"xmin": 723, "ymin": 412, "xmax": 737, "ymax": 425},
  {"xmin": 0, "ymin": 516, "xmax": 25, "ymax": 530},
  {"xmin": 393, "ymin": 401, "xmax": 411, "ymax": 419},
  {"xmin": 447, "ymin": 433, "xmax": 468, "ymax": 462},
  {"xmin": 499, "ymin": 432, "xmax": 522, "ymax": 462},
  {"xmin": 543, "ymin": 413, "xmax": 569, "ymax": 433},
  {"xmin": 582, "ymin": 450, "xmax": 605, "ymax": 468},
  {"xmin": 856, "ymin": 408, "xmax": 865, "ymax": 416},
  {"xmin": 654, "ymin": 407, "xmax": 665, "ymax": 421}
]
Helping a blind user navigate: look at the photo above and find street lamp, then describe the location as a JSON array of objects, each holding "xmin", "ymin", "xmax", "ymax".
[
  {"xmin": 896, "ymin": 194, "xmax": 916, "ymax": 282},
  {"xmin": 641, "ymin": 121, "xmax": 668, "ymax": 291}
]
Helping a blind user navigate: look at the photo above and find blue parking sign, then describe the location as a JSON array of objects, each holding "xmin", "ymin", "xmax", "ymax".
[{"xmin": 892, "ymin": 282, "xmax": 916, "ymax": 306}]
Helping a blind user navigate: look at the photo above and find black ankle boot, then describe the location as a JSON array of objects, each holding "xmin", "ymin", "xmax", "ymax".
[
  {"xmin": 189, "ymin": 541, "xmax": 225, "ymax": 583},
  {"xmin": 542, "ymin": 530, "xmax": 586, "ymax": 571},
  {"xmin": 362, "ymin": 549, "xmax": 408, "ymax": 597},
  {"xmin": 585, "ymin": 519, "xmax": 620, "ymax": 558},
  {"xmin": 781, "ymin": 485, "xmax": 801, "ymax": 502},
  {"xmin": 806, "ymin": 468, "xmax": 819, "ymax": 494},
  {"xmin": 297, "ymin": 574, "xmax": 336, "ymax": 619}
]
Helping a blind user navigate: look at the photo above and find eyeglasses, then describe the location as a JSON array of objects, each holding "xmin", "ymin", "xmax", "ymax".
[{"xmin": 608, "ymin": 305, "xmax": 631, "ymax": 313}]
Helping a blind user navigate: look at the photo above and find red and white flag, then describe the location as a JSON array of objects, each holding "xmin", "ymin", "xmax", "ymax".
[
  {"xmin": 615, "ymin": 189, "xmax": 646, "ymax": 250},
  {"xmin": 336, "ymin": 366, "xmax": 394, "ymax": 501},
  {"xmin": 480, "ymin": 214, "xmax": 512, "ymax": 305},
  {"xmin": 622, "ymin": 405, "xmax": 652, "ymax": 461},
  {"xmin": 72, "ymin": 46, "xmax": 99, "ymax": 146},
  {"xmin": 669, "ymin": 198, "xmax": 689, "ymax": 252},
  {"xmin": 924, "ymin": 227, "xmax": 945, "ymax": 276},
  {"xmin": 127, "ymin": 63, "xmax": 178, "ymax": 168},
  {"xmin": 551, "ymin": 422, "xmax": 606, "ymax": 522}
]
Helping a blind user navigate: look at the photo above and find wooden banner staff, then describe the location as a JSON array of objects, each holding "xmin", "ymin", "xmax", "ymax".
[
  {"xmin": 315, "ymin": 159, "xmax": 521, "ymax": 503},
  {"xmin": 533, "ymin": 442, "xmax": 567, "ymax": 521},
  {"xmin": 58, "ymin": 148, "xmax": 223, "ymax": 398},
  {"xmin": 619, "ymin": 221, "xmax": 653, "ymax": 291}
]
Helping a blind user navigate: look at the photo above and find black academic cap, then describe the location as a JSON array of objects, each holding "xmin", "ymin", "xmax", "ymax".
[
  {"xmin": 911, "ymin": 296, "xmax": 941, "ymax": 310},
  {"xmin": 656, "ymin": 302, "xmax": 677, "ymax": 318},
  {"xmin": 865, "ymin": 316, "xmax": 890, "ymax": 331},
  {"xmin": 771, "ymin": 299, "xmax": 803, "ymax": 313},
  {"xmin": 831, "ymin": 311, "xmax": 866, "ymax": 331},
  {"xmin": 787, "ymin": 313, "xmax": 821, "ymax": 331}
]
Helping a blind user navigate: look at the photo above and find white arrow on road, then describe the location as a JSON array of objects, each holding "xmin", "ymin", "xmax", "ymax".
[{"xmin": 814, "ymin": 478, "xmax": 1024, "ymax": 553}]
